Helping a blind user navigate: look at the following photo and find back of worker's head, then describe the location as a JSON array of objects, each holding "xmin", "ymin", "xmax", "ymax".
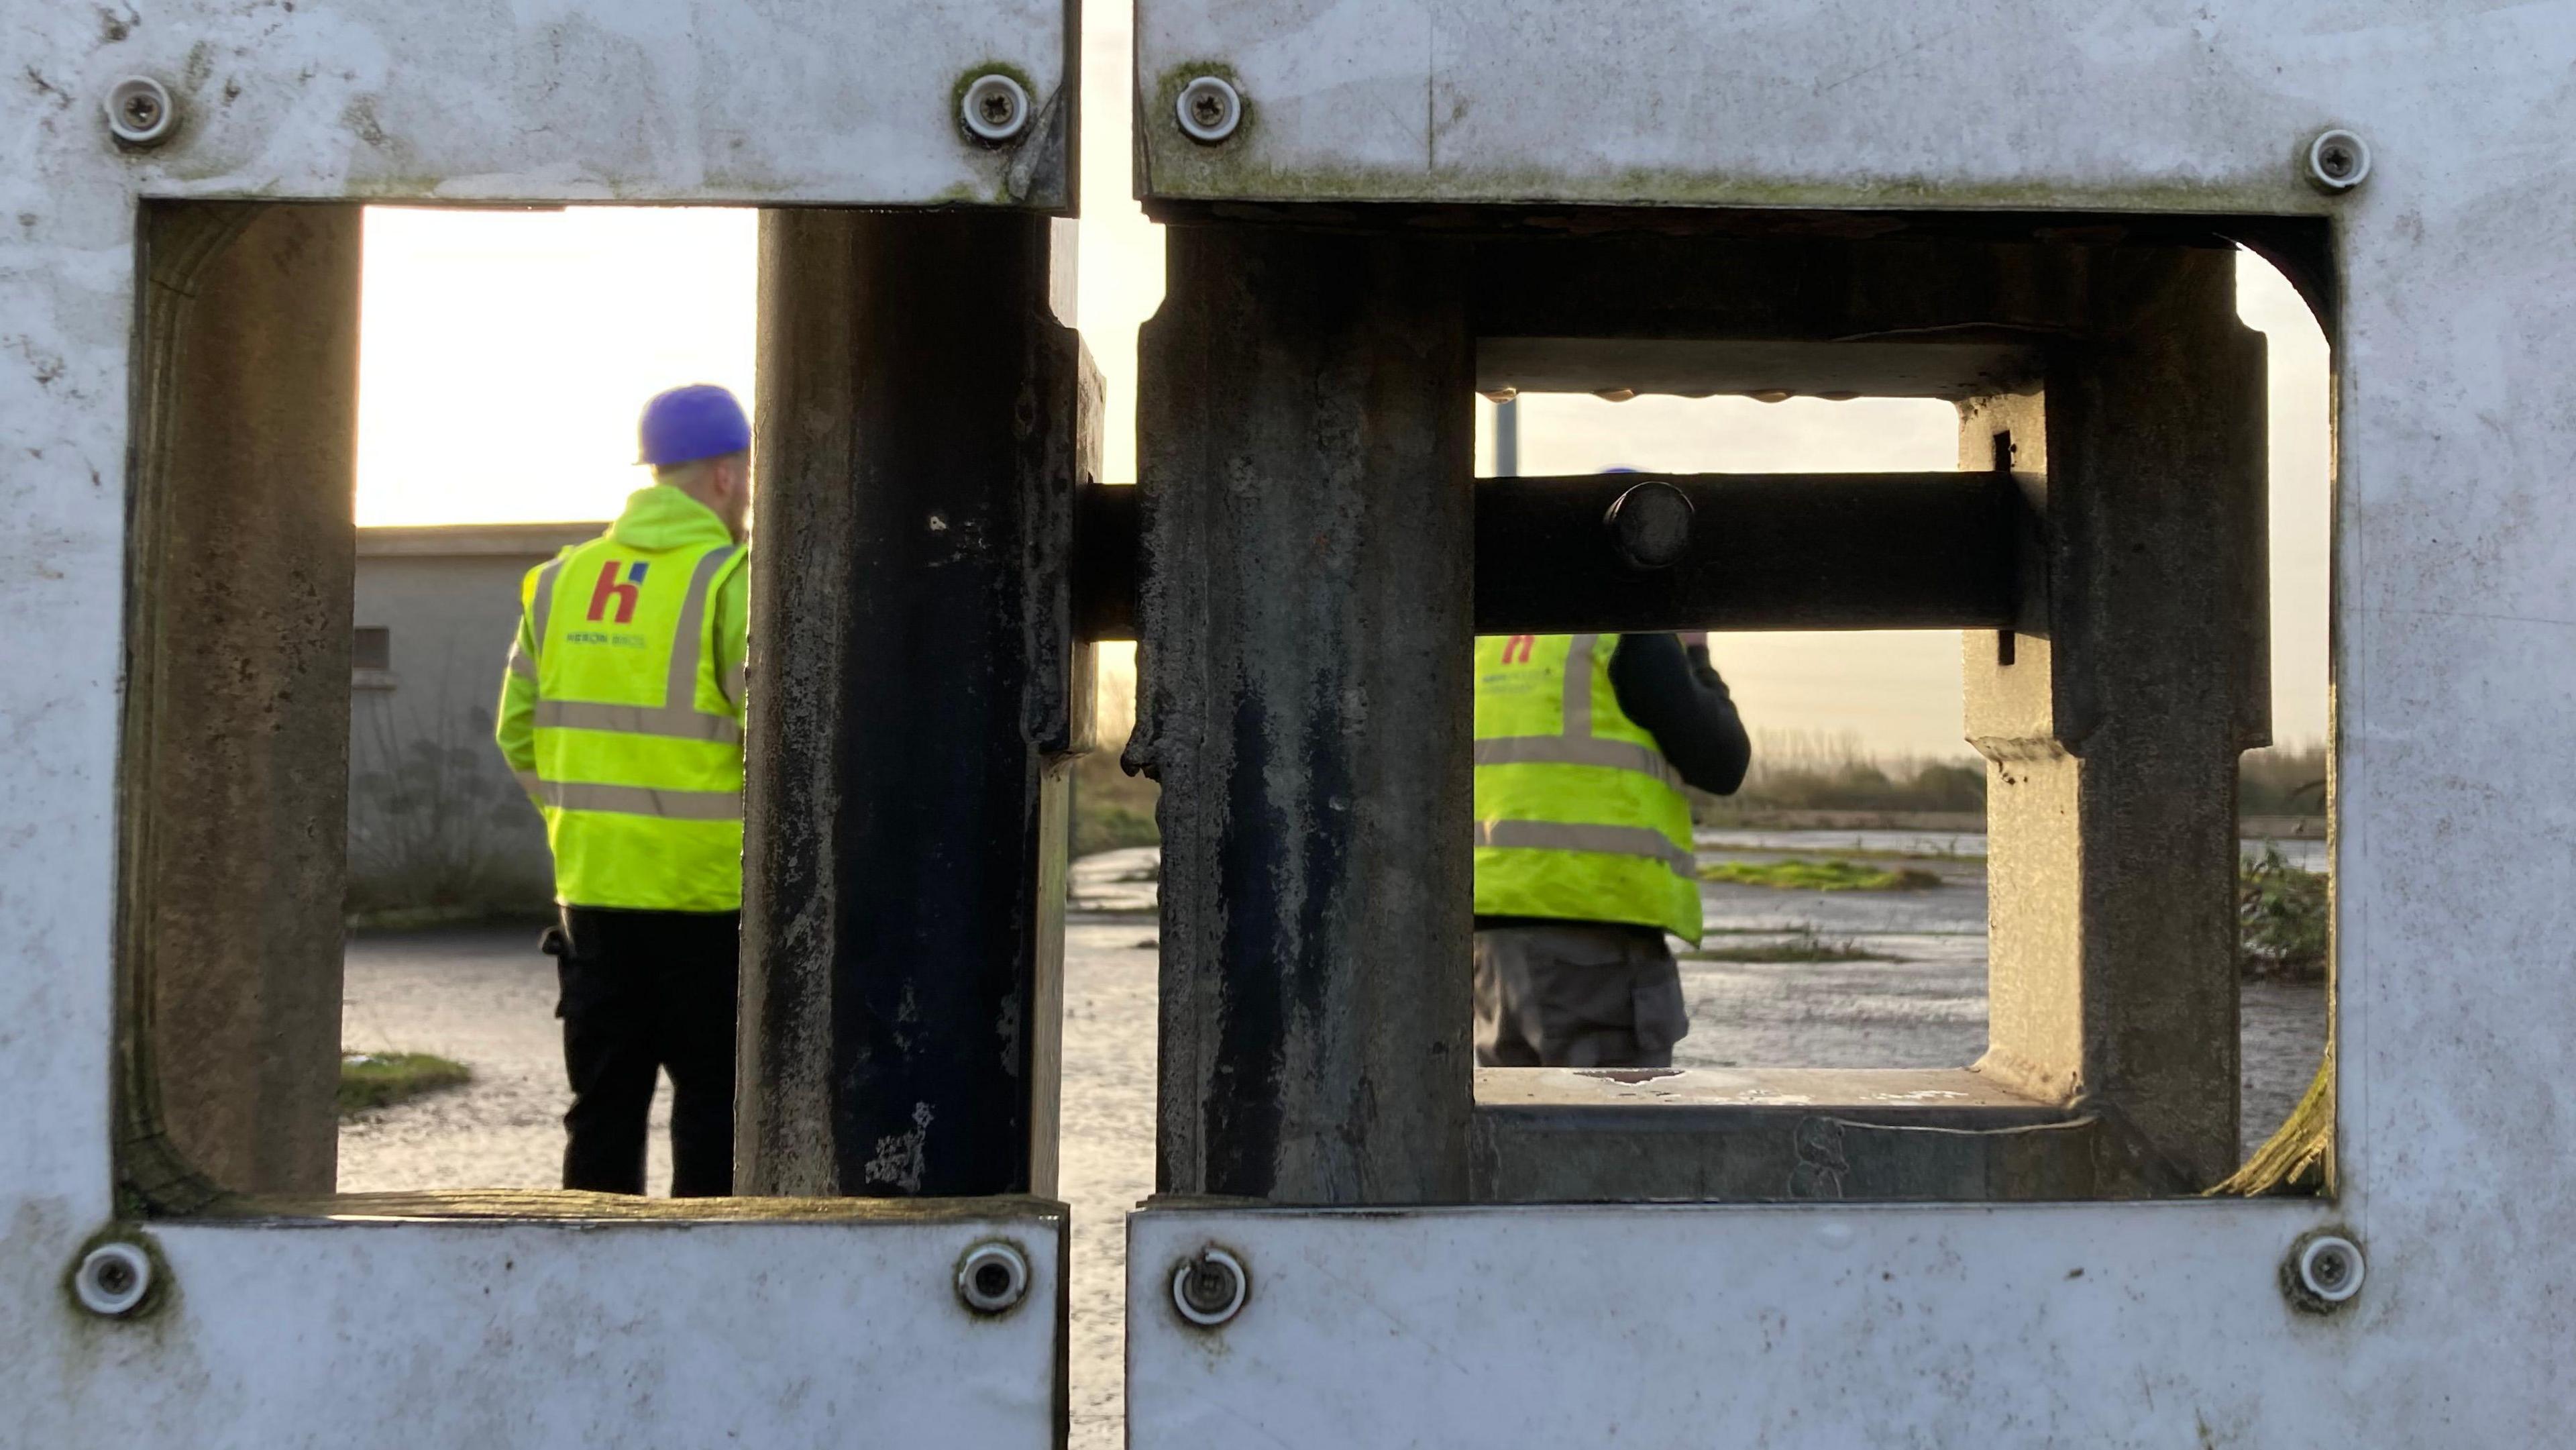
[{"xmin": 639, "ymin": 384, "xmax": 752, "ymax": 539}]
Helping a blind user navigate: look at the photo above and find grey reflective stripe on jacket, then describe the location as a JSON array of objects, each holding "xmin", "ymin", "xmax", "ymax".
[
  {"xmin": 526, "ymin": 556, "xmax": 566, "ymax": 664},
  {"xmin": 1471, "ymin": 819, "xmax": 1696, "ymax": 878},
  {"xmin": 534, "ymin": 544, "xmax": 743, "ymax": 747},
  {"xmin": 539, "ymin": 779, "xmax": 742, "ymax": 822},
  {"xmin": 1470, "ymin": 734, "xmax": 1686, "ymax": 792},
  {"xmin": 1477, "ymin": 631, "xmax": 1688, "ymax": 791}
]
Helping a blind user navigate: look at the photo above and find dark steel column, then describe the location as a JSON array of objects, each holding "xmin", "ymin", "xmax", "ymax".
[
  {"xmin": 1134, "ymin": 223, "xmax": 1476, "ymax": 1204},
  {"xmin": 119, "ymin": 203, "xmax": 362, "ymax": 1204},
  {"xmin": 740, "ymin": 211, "xmax": 1093, "ymax": 1198}
]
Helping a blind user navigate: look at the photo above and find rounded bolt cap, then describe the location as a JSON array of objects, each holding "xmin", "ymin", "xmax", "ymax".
[
  {"xmin": 74, "ymin": 1242, "xmax": 154, "ymax": 1318},
  {"xmin": 1175, "ymin": 76, "xmax": 1243, "ymax": 145},
  {"xmin": 1172, "ymin": 1246, "xmax": 1249, "ymax": 1328},
  {"xmin": 2305, "ymin": 129, "xmax": 2371, "ymax": 193},
  {"xmin": 957, "ymin": 1240, "xmax": 1030, "ymax": 1315},
  {"xmin": 105, "ymin": 76, "xmax": 176, "ymax": 148},
  {"xmin": 961, "ymin": 73, "xmax": 1032, "ymax": 144},
  {"xmin": 2285, "ymin": 1230, "xmax": 2365, "ymax": 1312},
  {"xmin": 1605, "ymin": 480, "xmax": 1697, "ymax": 572}
]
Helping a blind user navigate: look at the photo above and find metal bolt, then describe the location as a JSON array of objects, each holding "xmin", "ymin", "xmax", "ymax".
[
  {"xmin": 104, "ymin": 76, "xmax": 176, "ymax": 148},
  {"xmin": 960, "ymin": 73, "xmax": 1032, "ymax": 144},
  {"xmin": 1171, "ymin": 1246, "xmax": 1248, "ymax": 1328},
  {"xmin": 2284, "ymin": 1229, "xmax": 2365, "ymax": 1312},
  {"xmin": 1175, "ymin": 76, "xmax": 1243, "ymax": 145},
  {"xmin": 1605, "ymin": 480, "xmax": 1696, "ymax": 572},
  {"xmin": 74, "ymin": 1241, "xmax": 154, "ymax": 1318},
  {"xmin": 2305, "ymin": 128, "xmax": 2371, "ymax": 193},
  {"xmin": 957, "ymin": 1239, "xmax": 1030, "ymax": 1315}
]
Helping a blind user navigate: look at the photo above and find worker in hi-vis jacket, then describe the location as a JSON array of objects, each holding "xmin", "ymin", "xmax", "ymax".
[
  {"xmin": 1471, "ymin": 629, "xmax": 1750, "ymax": 1068},
  {"xmin": 496, "ymin": 384, "xmax": 752, "ymax": 1196}
]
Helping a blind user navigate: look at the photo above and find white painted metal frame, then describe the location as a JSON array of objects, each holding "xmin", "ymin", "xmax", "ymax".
[
  {"xmin": 2, "ymin": 3, "xmax": 1071, "ymax": 1442},
  {"xmin": 1128, "ymin": 1, "xmax": 2576, "ymax": 1441}
]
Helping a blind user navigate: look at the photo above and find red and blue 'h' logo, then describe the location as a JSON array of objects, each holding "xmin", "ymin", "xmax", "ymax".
[{"xmin": 586, "ymin": 560, "xmax": 649, "ymax": 623}]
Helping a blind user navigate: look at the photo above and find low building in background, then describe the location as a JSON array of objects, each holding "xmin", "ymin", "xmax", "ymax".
[{"xmin": 350, "ymin": 522, "xmax": 602, "ymax": 921}]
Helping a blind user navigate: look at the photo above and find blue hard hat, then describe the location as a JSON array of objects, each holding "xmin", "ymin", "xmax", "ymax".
[
  {"xmin": 1603, "ymin": 466, "xmax": 1640, "ymax": 474},
  {"xmin": 637, "ymin": 384, "xmax": 751, "ymax": 468}
]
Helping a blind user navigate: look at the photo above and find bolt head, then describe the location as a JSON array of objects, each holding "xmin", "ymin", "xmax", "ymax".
[
  {"xmin": 1172, "ymin": 1247, "xmax": 1249, "ymax": 1327},
  {"xmin": 74, "ymin": 1241, "xmax": 154, "ymax": 1318},
  {"xmin": 1175, "ymin": 76, "xmax": 1244, "ymax": 145},
  {"xmin": 956, "ymin": 1240, "xmax": 1030, "ymax": 1315},
  {"xmin": 104, "ymin": 76, "xmax": 176, "ymax": 148},
  {"xmin": 960, "ymin": 73, "xmax": 1032, "ymax": 144},
  {"xmin": 2285, "ymin": 1229, "xmax": 2366, "ymax": 1312},
  {"xmin": 1605, "ymin": 480, "xmax": 1697, "ymax": 572},
  {"xmin": 2304, "ymin": 128, "xmax": 2371, "ymax": 193}
]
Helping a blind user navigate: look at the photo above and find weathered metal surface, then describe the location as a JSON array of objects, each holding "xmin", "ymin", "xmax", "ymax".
[
  {"xmin": 2, "ymin": 3, "xmax": 1078, "ymax": 1435},
  {"xmin": 117, "ymin": 203, "xmax": 360, "ymax": 1204},
  {"xmin": 740, "ymin": 211, "xmax": 1093, "ymax": 1198},
  {"xmin": 1087, "ymin": 470, "xmax": 2019, "ymax": 639},
  {"xmin": 1476, "ymin": 472, "xmax": 2017, "ymax": 635},
  {"xmin": 11, "ymin": 1, "xmax": 1073, "ymax": 207},
  {"xmin": 1128, "ymin": 1200, "xmax": 2385, "ymax": 1446},
  {"xmin": 1474, "ymin": 1068, "xmax": 2093, "ymax": 1202},
  {"xmin": 0, "ymin": 1200, "xmax": 1066, "ymax": 1444},
  {"xmin": 1132, "ymin": 223, "xmax": 1474, "ymax": 1203},
  {"xmin": 1134, "ymin": 2, "xmax": 2536, "ymax": 213},
  {"xmin": 1118, "ymin": 5, "xmax": 2576, "ymax": 1443}
]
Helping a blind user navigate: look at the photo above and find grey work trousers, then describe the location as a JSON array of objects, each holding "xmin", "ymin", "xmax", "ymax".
[{"xmin": 1473, "ymin": 921, "xmax": 1690, "ymax": 1069}]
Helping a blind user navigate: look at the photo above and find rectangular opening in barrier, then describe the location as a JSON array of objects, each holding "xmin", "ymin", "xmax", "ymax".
[
  {"xmin": 1461, "ymin": 227, "xmax": 2333, "ymax": 1205},
  {"xmin": 117, "ymin": 200, "xmax": 791, "ymax": 1211}
]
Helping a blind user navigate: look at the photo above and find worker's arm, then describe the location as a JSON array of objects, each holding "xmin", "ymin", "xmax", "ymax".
[
  {"xmin": 712, "ymin": 558, "xmax": 749, "ymax": 714},
  {"xmin": 494, "ymin": 607, "xmax": 541, "ymax": 804},
  {"xmin": 1608, "ymin": 631, "xmax": 1751, "ymax": 795}
]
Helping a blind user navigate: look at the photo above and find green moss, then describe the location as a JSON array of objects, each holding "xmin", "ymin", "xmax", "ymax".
[
  {"xmin": 1140, "ymin": 136, "xmax": 2310, "ymax": 215},
  {"xmin": 1699, "ymin": 858, "xmax": 1942, "ymax": 892},
  {"xmin": 338, "ymin": 1052, "xmax": 472, "ymax": 1117}
]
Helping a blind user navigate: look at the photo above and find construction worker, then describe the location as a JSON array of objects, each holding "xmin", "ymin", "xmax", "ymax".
[
  {"xmin": 495, "ymin": 384, "xmax": 753, "ymax": 1196},
  {"xmin": 1472, "ymin": 630, "xmax": 1750, "ymax": 1068}
]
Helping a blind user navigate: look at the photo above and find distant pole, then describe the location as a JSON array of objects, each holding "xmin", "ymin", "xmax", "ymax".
[{"xmin": 1495, "ymin": 396, "xmax": 1521, "ymax": 477}]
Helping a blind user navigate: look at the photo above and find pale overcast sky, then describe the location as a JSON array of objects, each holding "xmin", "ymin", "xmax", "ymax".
[{"xmin": 354, "ymin": 4, "xmax": 2328, "ymax": 760}]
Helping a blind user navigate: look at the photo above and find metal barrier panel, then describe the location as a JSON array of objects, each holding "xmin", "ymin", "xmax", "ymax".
[
  {"xmin": 17, "ymin": 1, "xmax": 1073, "ymax": 207},
  {"xmin": 1136, "ymin": 0, "xmax": 2480, "ymax": 212},
  {"xmin": 3, "ymin": 4, "xmax": 1074, "ymax": 1443},
  {"xmin": 1126, "ymin": 0, "xmax": 2576, "ymax": 1441},
  {"xmin": 17, "ymin": 1205, "xmax": 1065, "ymax": 1443},
  {"xmin": 1130, "ymin": 1202, "xmax": 2350, "ymax": 1445}
]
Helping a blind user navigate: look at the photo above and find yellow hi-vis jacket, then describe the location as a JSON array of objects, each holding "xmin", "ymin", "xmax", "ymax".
[
  {"xmin": 1473, "ymin": 633, "xmax": 1703, "ymax": 943},
  {"xmin": 495, "ymin": 486, "xmax": 750, "ymax": 911}
]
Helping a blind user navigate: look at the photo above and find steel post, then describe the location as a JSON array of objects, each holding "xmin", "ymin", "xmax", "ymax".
[
  {"xmin": 117, "ymin": 203, "xmax": 362, "ymax": 1203},
  {"xmin": 739, "ymin": 211, "xmax": 1093, "ymax": 1198},
  {"xmin": 1134, "ymin": 223, "xmax": 1476, "ymax": 1204}
]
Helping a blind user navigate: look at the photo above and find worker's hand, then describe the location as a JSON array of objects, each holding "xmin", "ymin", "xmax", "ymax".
[{"xmin": 1686, "ymin": 634, "xmax": 1726, "ymax": 689}]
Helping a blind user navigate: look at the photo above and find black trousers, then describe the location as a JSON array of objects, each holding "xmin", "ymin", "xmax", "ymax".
[{"xmin": 548, "ymin": 906, "xmax": 740, "ymax": 1197}]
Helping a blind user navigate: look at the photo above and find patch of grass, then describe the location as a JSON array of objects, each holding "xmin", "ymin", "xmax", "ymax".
[
  {"xmin": 338, "ymin": 1052, "xmax": 472, "ymax": 1117},
  {"xmin": 1071, "ymin": 747, "xmax": 1161, "ymax": 858},
  {"xmin": 2240, "ymin": 845, "xmax": 2328, "ymax": 982},
  {"xmin": 1680, "ymin": 927, "xmax": 1894, "ymax": 963},
  {"xmin": 1700, "ymin": 858, "xmax": 1943, "ymax": 892},
  {"xmin": 1073, "ymin": 805, "xmax": 1160, "ymax": 858}
]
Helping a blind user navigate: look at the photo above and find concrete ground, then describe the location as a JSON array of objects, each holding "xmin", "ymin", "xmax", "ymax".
[{"xmin": 338, "ymin": 839, "xmax": 2326, "ymax": 1450}]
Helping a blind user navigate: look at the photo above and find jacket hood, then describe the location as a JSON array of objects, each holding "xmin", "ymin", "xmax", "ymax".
[{"xmin": 606, "ymin": 484, "xmax": 735, "ymax": 552}]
